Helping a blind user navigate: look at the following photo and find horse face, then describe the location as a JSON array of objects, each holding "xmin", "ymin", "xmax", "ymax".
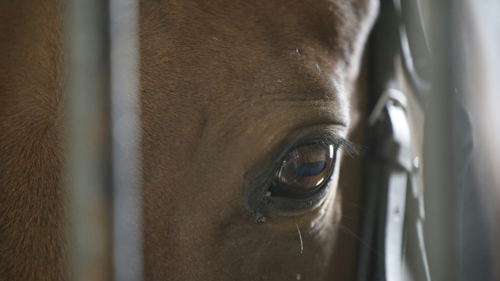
[{"xmin": 139, "ymin": 0, "xmax": 378, "ymax": 280}]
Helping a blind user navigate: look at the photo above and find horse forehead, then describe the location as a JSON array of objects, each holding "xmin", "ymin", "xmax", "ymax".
[
  {"xmin": 140, "ymin": 0, "xmax": 377, "ymax": 120},
  {"xmin": 142, "ymin": 0, "xmax": 375, "ymax": 56}
]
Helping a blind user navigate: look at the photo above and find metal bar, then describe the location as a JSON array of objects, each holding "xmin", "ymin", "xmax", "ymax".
[
  {"xmin": 422, "ymin": 0, "xmax": 457, "ymax": 280},
  {"xmin": 109, "ymin": 1, "xmax": 143, "ymax": 280},
  {"xmin": 67, "ymin": 0, "xmax": 113, "ymax": 280},
  {"xmin": 455, "ymin": 1, "xmax": 500, "ymax": 279}
]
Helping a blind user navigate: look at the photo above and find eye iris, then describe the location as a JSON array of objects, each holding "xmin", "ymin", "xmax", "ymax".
[{"xmin": 278, "ymin": 144, "xmax": 335, "ymax": 198}]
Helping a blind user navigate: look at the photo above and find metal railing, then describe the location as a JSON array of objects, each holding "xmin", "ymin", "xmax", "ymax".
[{"xmin": 68, "ymin": 0, "xmax": 142, "ymax": 280}]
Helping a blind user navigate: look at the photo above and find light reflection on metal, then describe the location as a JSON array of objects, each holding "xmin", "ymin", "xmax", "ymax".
[
  {"xmin": 109, "ymin": 0, "xmax": 143, "ymax": 281},
  {"xmin": 422, "ymin": 0, "xmax": 457, "ymax": 280}
]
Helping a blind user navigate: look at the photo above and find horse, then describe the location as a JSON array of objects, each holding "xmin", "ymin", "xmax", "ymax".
[{"xmin": 0, "ymin": 0, "xmax": 378, "ymax": 280}]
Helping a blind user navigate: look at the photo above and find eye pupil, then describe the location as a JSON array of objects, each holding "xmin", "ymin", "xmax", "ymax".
[
  {"xmin": 277, "ymin": 143, "xmax": 335, "ymax": 198},
  {"xmin": 292, "ymin": 160, "xmax": 326, "ymax": 176}
]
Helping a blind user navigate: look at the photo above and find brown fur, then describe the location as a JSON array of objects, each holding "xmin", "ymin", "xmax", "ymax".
[
  {"xmin": 0, "ymin": 1, "xmax": 67, "ymax": 280},
  {"xmin": 139, "ymin": 0, "xmax": 377, "ymax": 280},
  {"xmin": 0, "ymin": 0, "xmax": 377, "ymax": 280}
]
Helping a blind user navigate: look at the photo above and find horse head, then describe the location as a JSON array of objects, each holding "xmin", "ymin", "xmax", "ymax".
[{"xmin": 139, "ymin": 0, "xmax": 378, "ymax": 279}]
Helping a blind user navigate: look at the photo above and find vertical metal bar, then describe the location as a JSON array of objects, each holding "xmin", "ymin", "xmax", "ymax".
[
  {"xmin": 67, "ymin": 0, "xmax": 113, "ymax": 280},
  {"xmin": 423, "ymin": 0, "xmax": 457, "ymax": 280},
  {"xmin": 109, "ymin": 1, "xmax": 143, "ymax": 280},
  {"xmin": 456, "ymin": 1, "xmax": 500, "ymax": 279}
]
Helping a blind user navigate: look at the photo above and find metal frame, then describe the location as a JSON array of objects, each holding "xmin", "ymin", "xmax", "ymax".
[{"xmin": 68, "ymin": 1, "xmax": 142, "ymax": 280}]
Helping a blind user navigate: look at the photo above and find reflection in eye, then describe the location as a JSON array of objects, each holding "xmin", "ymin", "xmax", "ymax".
[{"xmin": 276, "ymin": 143, "xmax": 335, "ymax": 198}]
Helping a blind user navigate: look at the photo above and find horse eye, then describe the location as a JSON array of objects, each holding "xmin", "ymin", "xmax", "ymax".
[{"xmin": 275, "ymin": 143, "xmax": 335, "ymax": 198}]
